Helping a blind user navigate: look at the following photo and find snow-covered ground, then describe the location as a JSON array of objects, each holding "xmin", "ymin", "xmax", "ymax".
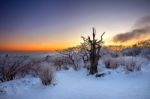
[{"xmin": 0, "ymin": 63, "xmax": 150, "ymax": 99}]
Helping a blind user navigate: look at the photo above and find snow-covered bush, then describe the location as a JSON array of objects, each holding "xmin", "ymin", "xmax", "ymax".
[
  {"xmin": 102, "ymin": 55, "xmax": 118, "ymax": 69},
  {"xmin": 0, "ymin": 55, "xmax": 54, "ymax": 85},
  {"xmin": 0, "ymin": 55, "xmax": 30, "ymax": 82},
  {"xmin": 57, "ymin": 49, "xmax": 82, "ymax": 70},
  {"xmin": 15, "ymin": 58, "xmax": 44, "ymax": 78},
  {"xmin": 19, "ymin": 58, "xmax": 54, "ymax": 86},
  {"xmin": 111, "ymin": 51, "xmax": 122, "ymax": 57},
  {"xmin": 102, "ymin": 56, "xmax": 146, "ymax": 72},
  {"xmin": 140, "ymin": 48, "xmax": 150, "ymax": 60},
  {"xmin": 52, "ymin": 56, "xmax": 71, "ymax": 70},
  {"xmin": 121, "ymin": 47, "xmax": 141, "ymax": 56},
  {"xmin": 37, "ymin": 62, "xmax": 54, "ymax": 86},
  {"xmin": 121, "ymin": 57, "xmax": 141, "ymax": 72}
]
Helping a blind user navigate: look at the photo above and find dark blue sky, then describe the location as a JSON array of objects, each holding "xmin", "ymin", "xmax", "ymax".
[{"xmin": 0, "ymin": 0, "xmax": 150, "ymax": 51}]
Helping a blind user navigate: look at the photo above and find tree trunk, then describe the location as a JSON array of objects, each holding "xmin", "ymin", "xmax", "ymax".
[
  {"xmin": 81, "ymin": 28, "xmax": 105, "ymax": 75},
  {"xmin": 89, "ymin": 63, "xmax": 98, "ymax": 74}
]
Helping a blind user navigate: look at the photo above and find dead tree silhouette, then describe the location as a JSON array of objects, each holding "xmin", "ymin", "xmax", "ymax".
[{"xmin": 81, "ymin": 28, "xmax": 105, "ymax": 74}]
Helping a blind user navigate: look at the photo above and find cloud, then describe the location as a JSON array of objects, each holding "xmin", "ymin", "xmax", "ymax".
[
  {"xmin": 112, "ymin": 16, "xmax": 150, "ymax": 42},
  {"xmin": 134, "ymin": 16, "xmax": 150, "ymax": 28}
]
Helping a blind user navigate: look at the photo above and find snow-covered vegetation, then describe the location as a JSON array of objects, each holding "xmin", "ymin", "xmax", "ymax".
[
  {"xmin": 0, "ymin": 63, "xmax": 150, "ymax": 99},
  {"xmin": 0, "ymin": 46, "xmax": 150, "ymax": 99},
  {"xmin": 0, "ymin": 54, "xmax": 54, "ymax": 85}
]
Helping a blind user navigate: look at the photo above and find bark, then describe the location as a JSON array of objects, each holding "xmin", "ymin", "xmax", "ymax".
[{"xmin": 81, "ymin": 28, "xmax": 105, "ymax": 75}]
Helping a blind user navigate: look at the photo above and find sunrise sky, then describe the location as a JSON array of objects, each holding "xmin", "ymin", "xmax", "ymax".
[{"xmin": 0, "ymin": 0, "xmax": 150, "ymax": 51}]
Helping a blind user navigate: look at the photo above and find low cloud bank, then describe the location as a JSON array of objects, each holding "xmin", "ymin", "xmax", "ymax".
[{"xmin": 113, "ymin": 16, "xmax": 150, "ymax": 43}]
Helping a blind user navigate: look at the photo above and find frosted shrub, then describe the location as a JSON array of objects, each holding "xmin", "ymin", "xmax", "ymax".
[
  {"xmin": 0, "ymin": 55, "xmax": 30, "ymax": 82},
  {"xmin": 52, "ymin": 57, "xmax": 70, "ymax": 70},
  {"xmin": 58, "ymin": 48, "xmax": 83, "ymax": 71},
  {"xmin": 103, "ymin": 56, "xmax": 144, "ymax": 72},
  {"xmin": 102, "ymin": 55, "xmax": 118, "ymax": 69},
  {"xmin": 121, "ymin": 48, "xmax": 141, "ymax": 56},
  {"xmin": 140, "ymin": 48, "xmax": 150, "ymax": 60},
  {"xmin": 0, "ymin": 55, "xmax": 55, "ymax": 85},
  {"xmin": 18, "ymin": 58, "xmax": 43, "ymax": 77},
  {"xmin": 122, "ymin": 57, "xmax": 142, "ymax": 72},
  {"xmin": 52, "ymin": 55, "xmax": 82, "ymax": 71},
  {"xmin": 38, "ymin": 62, "xmax": 54, "ymax": 86}
]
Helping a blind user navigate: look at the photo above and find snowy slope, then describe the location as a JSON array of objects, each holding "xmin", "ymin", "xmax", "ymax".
[{"xmin": 0, "ymin": 63, "xmax": 150, "ymax": 99}]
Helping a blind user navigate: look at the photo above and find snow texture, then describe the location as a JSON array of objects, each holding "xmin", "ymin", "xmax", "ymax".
[{"xmin": 0, "ymin": 63, "xmax": 150, "ymax": 99}]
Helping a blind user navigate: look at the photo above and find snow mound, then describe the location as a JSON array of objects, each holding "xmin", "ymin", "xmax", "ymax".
[{"xmin": 0, "ymin": 76, "xmax": 43, "ymax": 99}]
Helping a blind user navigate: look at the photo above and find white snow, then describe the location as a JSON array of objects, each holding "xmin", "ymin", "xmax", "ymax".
[{"xmin": 0, "ymin": 63, "xmax": 150, "ymax": 99}]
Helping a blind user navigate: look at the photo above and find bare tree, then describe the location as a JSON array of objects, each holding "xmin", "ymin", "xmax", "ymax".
[{"xmin": 81, "ymin": 28, "xmax": 105, "ymax": 74}]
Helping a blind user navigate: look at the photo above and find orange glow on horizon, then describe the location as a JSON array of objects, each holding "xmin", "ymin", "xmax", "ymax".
[
  {"xmin": 0, "ymin": 39, "xmax": 145, "ymax": 52},
  {"xmin": 0, "ymin": 33, "xmax": 149, "ymax": 52},
  {"xmin": 0, "ymin": 42, "xmax": 73, "ymax": 52}
]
